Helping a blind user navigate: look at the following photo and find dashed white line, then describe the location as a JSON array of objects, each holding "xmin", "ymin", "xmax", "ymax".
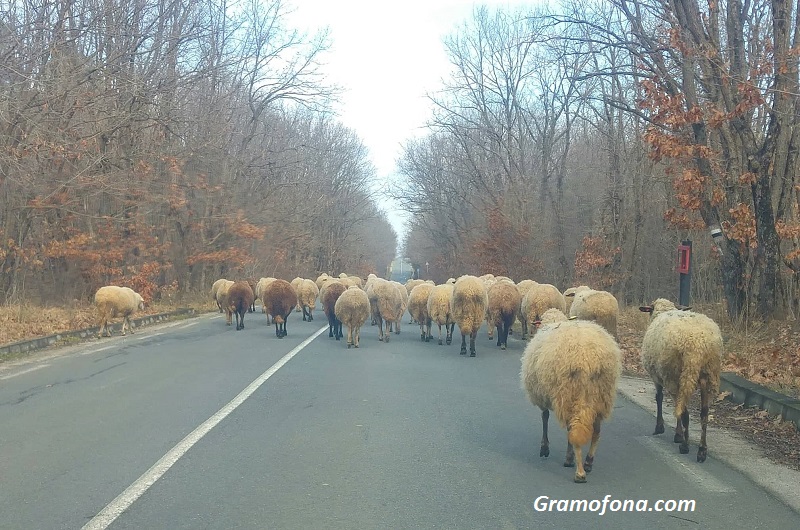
[
  {"xmin": 0, "ymin": 364, "xmax": 51, "ymax": 380},
  {"xmin": 82, "ymin": 325, "xmax": 328, "ymax": 530}
]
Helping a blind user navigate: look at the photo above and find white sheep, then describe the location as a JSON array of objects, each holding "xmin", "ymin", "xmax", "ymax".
[
  {"xmin": 94, "ymin": 286, "xmax": 145, "ymax": 337},
  {"xmin": 451, "ymin": 275, "xmax": 488, "ymax": 357},
  {"xmin": 563, "ymin": 285, "xmax": 590, "ymax": 314},
  {"xmin": 568, "ymin": 289, "xmax": 619, "ymax": 339},
  {"xmin": 515, "ymin": 279, "xmax": 538, "ymax": 339},
  {"xmin": 388, "ymin": 280, "xmax": 408, "ymax": 334},
  {"xmin": 291, "ymin": 277, "xmax": 304, "ymax": 312},
  {"xmin": 427, "ymin": 283, "xmax": 456, "ymax": 345},
  {"xmin": 521, "ymin": 283, "xmax": 566, "ymax": 339},
  {"xmin": 521, "ymin": 309, "xmax": 621, "ymax": 483},
  {"xmin": 639, "ymin": 299, "xmax": 723, "ymax": 463},
  {"xmin": 211, "ymin": 278, "xmax": 228, "ymax": 313},
  {"xmin": 408, "ymin": 282, "xmax": 435, "ymax": 341},
  {"xmin": 334, "ymin": 286, "xmax": 371, "ymax": 348},
  {"xmin": 298, "ymin": 279, "xmax": 320, "ymax": 321},
  {"xmin": 367, "ymin": 278, "xmax": 403, "ymax": 342},
  {"xmin": 256, "ymin": 277, "xmax": 277, "ymax": 322}
]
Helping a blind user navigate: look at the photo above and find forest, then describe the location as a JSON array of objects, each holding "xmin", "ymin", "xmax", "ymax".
[{"xmin": 3, "ymin": 0, "xmax": 800, "ymax": 325}]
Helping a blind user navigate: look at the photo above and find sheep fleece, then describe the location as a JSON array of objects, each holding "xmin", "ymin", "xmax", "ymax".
[
  {"xmin": 521, "ymin": 320, "xmax": 621, "ymax": 447},
  {"xmin": 451, "ymin": 276, "xmax": 488, "ymax": 335}
]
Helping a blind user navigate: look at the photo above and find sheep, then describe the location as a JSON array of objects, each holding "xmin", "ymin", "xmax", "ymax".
[
  {"xmin": 388, "ymin": 280, "xmax": 408, "ymax": 334},
  {"xmin": 291, "ymin": 277, "xmax": 304, "ymax": 312},
  {"xmin": 485, "ymin": 276, "xmax": 515, "ymax": 341},
  {"xmin": 487, "ymin": 281, "xmax": 521, "ymax": 350},
  {"xmin": 262, "ymin": 279, "xmax": 297, "ymax": 338},
  {"xmin": 298, "ymin": 278, "xmax": 320, "ymax": 321},
  {"xmin": 226, "ymin": 281, "xmax": 255, "ymax": 330},
  {"xmin": 322, "ymin": 281, "xmax": 347, "ymax": 340},
  {"xmin": 216, "ymin": 280, "xmax": 236, "ymax": 325},
  {"xmin": 639, "ymin": 299, "xmax": 723, "ymax": 463},
  {"xmin": 211, "ymin": 278, "xmax": 228, "ymax": 313},
  {"xmin": 520, "ymin": 309, "xmax": 621, "ymax": 483},
  {"xmin": 95, "ymin": 286, "xmax": 145, "ymax": 337},
  {"xmin": 563, "ymin": 285, "xmax": 590, "ymax": 314},
  {"xmin": 427, "ymin": 283, "xmax": 456, "ymax": 345},
  {"xmin": 315, "ymin": 273, "xmax": 330, "ymax": 291},
  {"xmin": 334, "ymin": 286, "xmax": 371, "ymax": 348},
  {"xmin": 521, "ymin": 283, "xmax": 566, "ymax": 339},
  {"xmin": 368, "ymin": 278, "xmax": 403, "ymax": 342},
  {"xmin": 451, "ymin": 275, "xmax": 488, "ymax": 357},
  {"xmin": 255, "ymin": 277, "xmax": 277, "ymax": 318},
  {"xmin": 568, "ymin": 289, "xmax": 619, "ymax": 339},
  {"xmin": 408, "ymin": 282, "xmax": 435, "ymax": 341},
  {"xmin": 515, "ymin": 279, "xmax": 538, "ymax": 339}
]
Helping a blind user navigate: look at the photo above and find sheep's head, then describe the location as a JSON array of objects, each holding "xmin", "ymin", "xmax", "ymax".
[
  {"xmin": 535, "ymin": 308, "xmax": 569, "ymax": 327},
  {"xmin": 639, "ymin": 298, "xmax": 690, "ymax": 318},
  {"xmin": 136, "ymin": 294, "xmax": 145, "ymax": 311}
]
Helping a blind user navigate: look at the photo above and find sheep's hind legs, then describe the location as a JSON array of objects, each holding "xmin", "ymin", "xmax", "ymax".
[
  {"xmin": 539, "ymin": 409, "xmax": 550, "ymax": 457},
  {"xmin": 459, "ymin": 334, "xmax": 467, "ymax": 355},
  {"xmin": 653, "ymin": 384, "xmax": 665, "ymax": 435},
  {"xmin": 572, "ymin": 444, "xmax": 587, "ymax": 483},
  {"xmin": 697, "ymin": 376, "xmax": 710, "ymax": 462},
  {"xmin": 584, "ymin": 416, "xmax": 602, "ymax": 473},
  {"xmin": 674, "ymin": 409, "xmax": 690, "ymax": 454}
]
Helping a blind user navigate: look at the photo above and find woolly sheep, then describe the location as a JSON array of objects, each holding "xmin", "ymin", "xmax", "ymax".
[
  {"xmin": 515, "ymin": 279, "xmax": 538, "ymax": 339},
  {"xmin": 216, "ymin": 280, "xmax": 236, "ymax": 325},
  {"xmin": 334, "ymin": 285, "xmax": 371, "ymax": 348},
  {"xmin": 262, "ymin": 279, "xmax": 297, "ymax": 338},
  {"xmin": 291, "ymin": 277, "xmax": 304, "ymax": 312},
  {"xmin": 256, "ymin": 277, "xmax": 277, "ymax": 322},
  {"xmin": 487, "ymin": 281, "xmax": 521, "ymax": 350},
  {"xmin": 368, "ymin": 278, "xmax": 403, "ymax": 342},
  {"xmin": 485, "ymin": 276, "xmax": 516, "ymax": 340},
  {"xmin": 521, "ymin": 283, "xmax": 566, "ymax": 339},
  {"xmin": 427, "ymin": 283, "xmax": 456, "ymax": 345},
  {"xmin": 388, "ymin": 280, "xmax": 408, "ymax": 334},
  {"xmin": 211, "ymin": 278, "xmax": 228, "ymax": 313},
  {"xmin": 298, "ymin": 279, "xmax": 320, "ymax": 321},
  {"xmin": 226, "ymin": 281, "xmax": 255, "ymax": 330},
  {"xmin": 563, "ymin": 285, "xmax": 590, "ymax": 314},
  {"xmin": 521, "ymin": 309, "xmax": 621, "ymax": 483},
  {"xmin": 639, "ymin": 299, "xmax": 723, "ymax": 463},
  {"xmin": 568, "ymin": 289, "xmax": 619, "ymax": 339},
  {"xmin": 322, "ymin": 281, "xmax": 347, "ymax": 340},
  {"xmin": 408, "ymin": 282, "xmax": 435, "ymax": 342},
  {"xmin": 451, "ymin": 275, "xmax": 488, "ymax": 357},
  {"xmin": 315, "ymin": 273, "xmax": 330, "ymax": 291},
  {"xmin": 95, "ymin": 286, "xmax": 145, "ymax": 337}
]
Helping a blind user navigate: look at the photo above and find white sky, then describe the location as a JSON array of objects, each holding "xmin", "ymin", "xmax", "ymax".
[{"xmin": 285, "ymin": 0, "xmax": 533, "ymax": 241}]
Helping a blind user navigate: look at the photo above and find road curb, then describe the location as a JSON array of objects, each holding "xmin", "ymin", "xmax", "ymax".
[
  {"xmin": 0, "ymin": 308, "xmax": 197, "ymax": 361},
  {"xmin": 617, "ymin": 375, "xmax": 800, "ymax": 515},
  {"xmin": 720, "ymin": 372, "xmax": 800, "ymax": 430}
]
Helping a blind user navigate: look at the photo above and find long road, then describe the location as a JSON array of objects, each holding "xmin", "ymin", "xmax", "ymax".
[{"xmin": 0, "ymin": 308, "xmax": 797, "ymax": 529}]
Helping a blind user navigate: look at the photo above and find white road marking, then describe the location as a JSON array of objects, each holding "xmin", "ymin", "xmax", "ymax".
[
  {"xmin": 136, "ymin": 332, "xmax": 163, "ymax": 340},
  {"xmin": 0, "ymin": 364, "xmax": 50, "ymax": 380},
  {"xmin": 177, "ymin": 321, "xmax": 198, "ymax": 329},
  {"xmin": 636, "ymin": 436, "xmax": 736, "ymax": 493},
  {"xmin": 81, "ymin": 346, "xmax": 114, "ymax": 356},
  {"xmin": 82, "ymin": 325, "xmax": 328, "ymax": 530}
]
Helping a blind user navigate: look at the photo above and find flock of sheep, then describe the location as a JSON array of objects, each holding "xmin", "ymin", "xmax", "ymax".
[{"xmin": 93, "ymin": 272, "xmax": 724, "ymax": 484}]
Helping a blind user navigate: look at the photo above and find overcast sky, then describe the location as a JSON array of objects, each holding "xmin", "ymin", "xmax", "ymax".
[{"xmin": 285, "ymin": 0, "xmax": 533, "ymax": 241}]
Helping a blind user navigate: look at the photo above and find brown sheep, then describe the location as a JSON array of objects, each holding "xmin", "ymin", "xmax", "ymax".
[
  {"xmin": 322, "ymin": 282, "xmax": 347, "ymax": 340},
  {"xmin": 487, "ymin": 281, "xmax": 521, "ymax": 350},
  {"xmin": 262, "ymin": 279, "xmax": 297, "ymax": 338},
  {"xmin": 227, "ymin": 281, "xmax": 255, "ymax": 331}
]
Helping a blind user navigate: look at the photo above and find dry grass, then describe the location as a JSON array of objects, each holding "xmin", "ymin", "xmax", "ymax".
[{"xmin": 0, "ymin": 292, "xmax": 214, "ymax": 346}]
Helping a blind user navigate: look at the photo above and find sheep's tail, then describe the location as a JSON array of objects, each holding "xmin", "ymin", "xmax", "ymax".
[
  {"xmin": 557, "ymin": 373, "xmax": 594, "ymax": 448},
  {"xmin": 675, "ymin": 352, "xmax": 705, "ymax": 420}
]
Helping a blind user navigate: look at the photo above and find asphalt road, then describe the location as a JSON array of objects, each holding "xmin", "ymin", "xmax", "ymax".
[{"xmin": 0, "ymin": 308, "xmax": 797, "ymax": 529}]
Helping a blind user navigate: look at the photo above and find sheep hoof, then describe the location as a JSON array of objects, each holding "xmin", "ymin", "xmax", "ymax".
[
  {"xmin": 354, "ymin": 344, "xmax": 359, "ymax": 348},
  {"xmin": 347, "ymin": 343, "xmax": 352, "ymax": 349},
  {"xmin": 679, "ymin": 443, "xmax": 690, "ymax": 454},
  {"xmin": 335, "ymin": 336, "xmax": 340, "ymax": 341},
  {"xmin": 460, "ymin": 348, "xmax": 467, "ymax": 355},
  {"xmin": 421, "ymin": 334, "xmax": 426, "ymax": 341},
  {"xmin": 446, "ymin": 339, "xmax": 452, "ymax": 345},
  {"xmin": 469, "ymin": 351, "xmax": 476, "ymax": 357},
  {"xmin": 584, "ymin": 457, "xmax": 594, "ymax": 472},
  {"xmin": 673, "ymin": 433, "xmax": 684, "ymax": 443},
  {"xmin": 540, "ymin": 446, "xmax": 549, "ymax": 458},
  {"xmin": 574, "ymin": 474, "xmax": 587, "ymax": 483},
  {"xmin": 438, "ymin": 339, "xmax": 443, "ymax": 345},
  {"xmin": 563, "ymin": 459, "xmax": 575, "ymax": 468},
  {"xmin": 384, "ymin": 336, "xmax": 390, "ymax": 343},
  {"xmin": 500, "ymin": 344, "xmax": 506, "ymax": 350},
  {"xmin": 654, "ymin": 423, "xmax": 665, "ymax": 435},
  {"xmin": 697, "ymin": 447, "xmax": 707, "ymax": 462}
]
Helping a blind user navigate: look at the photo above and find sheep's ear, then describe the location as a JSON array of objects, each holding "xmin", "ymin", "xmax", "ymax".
[
  {"xmin": 565, "ymin": 292, "xmax": 575, "ymax": 297},
  {"xmin": 639, "ymin": 306, "xmax": 653, "ymax": 313},
  {"xmin": 568, "ymin": 315, "xmax": 578, "ymax": 320}
]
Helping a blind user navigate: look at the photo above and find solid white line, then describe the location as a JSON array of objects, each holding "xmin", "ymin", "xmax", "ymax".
[
  {"xmin": 0, "ymin": 364, "xmax": 50, "ymax": 380},
  {"xmin": 82, "ymin": 325, "xmax": 328, "ymax": 530},
  {"xmin": 636, "ymin": 436, "xmax": 736, "ymax": 493},
  {"xmin": 81, "ymin": 346, "xmax": 114, "ymax": 356}
]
